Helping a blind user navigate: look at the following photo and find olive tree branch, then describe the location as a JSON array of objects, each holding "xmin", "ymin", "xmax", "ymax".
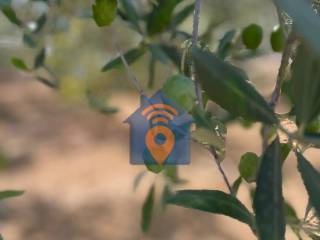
[{"xmin": 191, "ymin": 0, "xmax": 233, "ymax": 194}]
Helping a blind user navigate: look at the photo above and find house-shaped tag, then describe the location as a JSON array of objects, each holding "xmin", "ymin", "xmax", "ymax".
[{"xmin": 125, "ymin": 90, "xmax": 193, "ymax": 165}]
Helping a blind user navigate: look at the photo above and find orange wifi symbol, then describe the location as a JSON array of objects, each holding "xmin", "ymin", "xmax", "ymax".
[{"xmin": 141, "ymin": 104, "xmax": 178, "ymax": 164}]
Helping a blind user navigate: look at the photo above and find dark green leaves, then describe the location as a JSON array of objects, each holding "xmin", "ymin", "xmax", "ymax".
[
  {"xmin": 101, "ymin": 47, "xmax": 145, "ymax": 72},
  {"xmin": 290, "ymin": 43, "xmax": 320, "ymax": 126},
  {"xmin": 239, "ymin": 152, "xmax": 259, "ymax": 183},
  {"xmin": 1, "ymin": 1, "xmax": 22, "ymax": 27},
  {"xmin": 297, "ymin": 152, "xmax": 320, "ymax": 217},
  {"xmin": 163, "ymin": 74, "xmax": 196, "ymax": 112},
  {"xmin": 192, "ymin": 47, "xmax": 277, "ymax": 124},
  {"xmin": 119, "ymin": 0, "xmax": 141, "ymax": 32},
  {"xmin": 0, "ymin": 190, "xmax": 24, "ymax": 200},
  {"xmin": 253, "ymin": 138, "xmax": 285, "ymax": 240},
  {"xmin": 166, "ymin": 190, "xmax": 255, "ymax": 229},
  {"xmin": 270, "ymin": 25, "xmax": 285, "ymax": 52},
  {"xmin": 92, "ymin": 0, "xmax": 117, "ymax": 27},
  {"xmin": 34, "ymin": 48, "xmax": 46, "ymax": 69},
  {"xmin": 217, "ymin": 29, "xmax": 236, "ymax": 59},
  {"xmin": 141, "ymin": 184, "xmax": 155, "ymax": 232},
  {"xmin": 11, "ymin": 58, "xmax": 28, "ymax": 71},
  {"xmin": 147, "ymin": 0, "xmax": 181, "ymax": 35},
  {"xmin": 170, "ymin": 3, "xmax": 194, "ymax": 29},
  {"xmin": 242, "ymin": 24, "xmax": 263, "ymax": 50}
]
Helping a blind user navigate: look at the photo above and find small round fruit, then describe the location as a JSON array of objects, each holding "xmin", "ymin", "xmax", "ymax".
[
  {"xmin": 270, "ymin": 25, "xmax": 285, "ymax": 52},
  {"xmin": 242, "ymin": 24, "xmax": 263, "ymax": 50}
]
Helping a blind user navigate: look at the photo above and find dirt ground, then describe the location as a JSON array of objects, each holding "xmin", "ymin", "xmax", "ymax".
[{"xmin": 0, "ymin": 54, "xmax": 319, "ymax": 240}]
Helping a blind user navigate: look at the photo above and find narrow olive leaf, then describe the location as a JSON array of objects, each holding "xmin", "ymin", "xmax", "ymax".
[
  {"xmin": 92, "ymin": 0, "xmax": 117, "ymax": 27},
  {"xmin": 148, "ymin": 44, "xmax": 170, "ymax": 64},
  {"xmin": 239, "ymin": 152, "xmax": 260, "ymax": 183},
  {"xmin": 86, "ymin": 90, "xmax": 118, "ymax": 114},
  {"xmin": 145, "ymin": 164, "xmax": 164, "ymax": 174},
  {"xmin": 280, "ymin": 143, "xmax": 291, "ymax": 165},
  {"xmin": 147, "ymin": 0, "xmax": 181, "ymax": 35},
  {"xmin": 254, "ymin": 138, "xmax": 285, "ymax": 240},
  {"xmin": 192, "ymin": 48, "xmax": 277, "ymax": 124},
  {"xmin": 1, "ymin": 6, "xmax": 22, "ymax": 26},
  {"xmin": 35, "ymin": 76, "xmax": 57, "ymax": 89},
  {"xmin": 166, "ymin": 190, "xmax": 255, "ymax": 229},
  {"xmin": 275, "ymin": 0, "xmax": 320, "ymax": 54},
  {"xmin": 297, "ymin": 152, "xmax": 320, "ymax": 217},
  {"xmin": 34, "ymin": 48, "xmax": 46, "ymax": 69},
  {"xmin": 119, "ymin": 0, "xmax": 141, "ymax": 33},
  {"xmin": 141, "ymin": 184, "xmax": 155, "ymax": 232},
  {"xmin": 170, "ymin": 3, "xmax": 194, "ymax": 28},
  {"xmin": 232, "ymin": 177, "xmax": 242, "ymax": 196},
  {"xmin": 0, "ymin": 190, "xmax": 24, "ymax": 200},
  {"xmin": 33, "ymin": 14, "xmax": 47, "ymax": 33},
  {"xmin": 11, "ymin": 57, "xmax": 28, "ymax": 71},
  {"xmin": 217, "ymin": 29, "xmax": 236, "ymax": 60},
  {"xmin": 101, "ymin": 47, "xmax": 145, "ymax": 72},
  {"xmin": 163, "ymin": 74, "xmax": 196, "ymax": 112},
  {"xmin": 290, "ymin": 43, "xmax": 320, "ymax": 126}
]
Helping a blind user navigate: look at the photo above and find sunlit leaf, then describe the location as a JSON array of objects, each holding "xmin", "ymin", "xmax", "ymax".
[
  {"xmin": 0, "ymin": 190, "xmax": 24, "ymax": 201},
  {"xmin": 92, "ymin": 0, "xmax": 117, "ymax": 27},
  {"xmin": 11, "ymin": 57, "xmax": 28, "ymax": 71},
  {"xmin": 239, "ymin": 152, "xmax": 260, "ymax": 183},
  {"xmin": 254, "ymin": 138, "xmax": 285, "ymax": 240}
]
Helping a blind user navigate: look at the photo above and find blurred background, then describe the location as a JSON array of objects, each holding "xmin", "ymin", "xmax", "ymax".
[{"xmin": 0, "ymin": 0, "xmax": 319, "ymax": 239}]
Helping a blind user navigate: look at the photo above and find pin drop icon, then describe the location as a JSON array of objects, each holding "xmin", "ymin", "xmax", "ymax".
[{"xmin": 142, "ymin": 104, "xmax": 177, "ymax": 164}]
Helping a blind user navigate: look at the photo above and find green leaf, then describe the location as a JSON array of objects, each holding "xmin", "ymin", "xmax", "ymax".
[
  {"xmin": 275, "ymin": 0, "xmax": 320, "ymax": 54},
  {"xmin": 232, "ymin": 177, "xmax": 242, "ymax": 196},
  {"xmin": 148, "ymin": 44, "xmax": 170, "ymax": 64},
  {"xmin": 297, "ymin": 152, "xmax": 320, "ymax": 218},
  {"xmin": 270, "ymin": 25, "xmax": 285, "ymax": 52},
  {"xmin": 36, "ymin": 76, "xmax": 58, "ymax": 89},
  {"xmin": 239, "ymin": 152, "xmax": 260, "ymax": 183},
  {"xmin": 33, "ymin": 14, "xmax": 47, "ymax": 33},
  {"xmin": 0, "ymin": 190, "xmax": 24, "ymax": 200},
  {"xmin": 170, "ymin": 3, "xmax": 194, "ymax": 28},
  {"xmin": 159, "ymin": 44, "xmax": 182, "ymax": 67},
  {"xmin": 280, "ymin": 143, "xmax": 291, "ymax": 164},
  {"xmin": 166, "ymin": 190, "xmax": 255, "ymax": 229},
  {"xmin": 34, "ymin": 48, "xmax": 46, "ymax": 69},
  {"xmin": 191, "ymin": 106, "xmax": 226, "ymax": 151},
  {"xmin": 101, "ymin": 47, "xmax": 145, "ymax": 72},
  {"xmin": 92, "ymin": 0, "xmax": 117, "ymax": 27},
  {"xmin": 242, "ymin": 24, "xmax": 263, "ymax": 50},
  {"xmin": 164, "ymin": 166, "xmax": 187, "ymax": 184},
  {"xmin": 217, "ymin": 29, "xmax": 236, "ymax": 60},
  {"xmin": 290, "ymin": 43, "xmax": 320, "ymax": 126},
  {"xmin": 23, "ymin": 33, "xmax": 37, "ymax": 48},
  {"xmin": 253, "ymin": 138, "xmax": 285, "ymax": 240},
  {"xmin": 1, "ymin": 5, "xmax": 22, "ymax": 26},
  {"xmin": 141, "ymin": 184, "xmax": 155, "ymax": 232},
  {"xmin": 86, "ymin": 90, "xmax": 118, "ymax": 114},
  {"xmin": 145, "ymin": 164, "xmax": 164, "ymax": 174},
  {"xmin": 11, "ymin": 57, "xmax": 28, "ymax": 71},
  {"xmin": 119, "ymin": 0, "xmax": 141, "ymax": 33},
  {"xmin": 192, "ymin": 47, "xmax": 277, "ymax": 124},
  {"xmin": 163, "ymin": 74, "xmax": 196, "ymax": 112},
  {"xmin": 147, "ymin": 0, "xmax": 181, "ymax": 35}
]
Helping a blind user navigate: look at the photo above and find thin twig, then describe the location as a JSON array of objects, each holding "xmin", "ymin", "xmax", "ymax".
[
  {"xmin": 113, "ymin": 41, "xmax": 145, "ymax": 95},
  {"xmin": 191, "ymin": 0, "xmax": 204, "ymax": 107},
  {"xmin": 191, "ymin": 0, "xmax": 233, "ymax": 194}
]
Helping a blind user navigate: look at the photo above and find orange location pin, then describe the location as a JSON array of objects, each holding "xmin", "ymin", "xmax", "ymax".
[{"xmin": 145, "ymin": 126, "xmax": 175, "ymax": 165}]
